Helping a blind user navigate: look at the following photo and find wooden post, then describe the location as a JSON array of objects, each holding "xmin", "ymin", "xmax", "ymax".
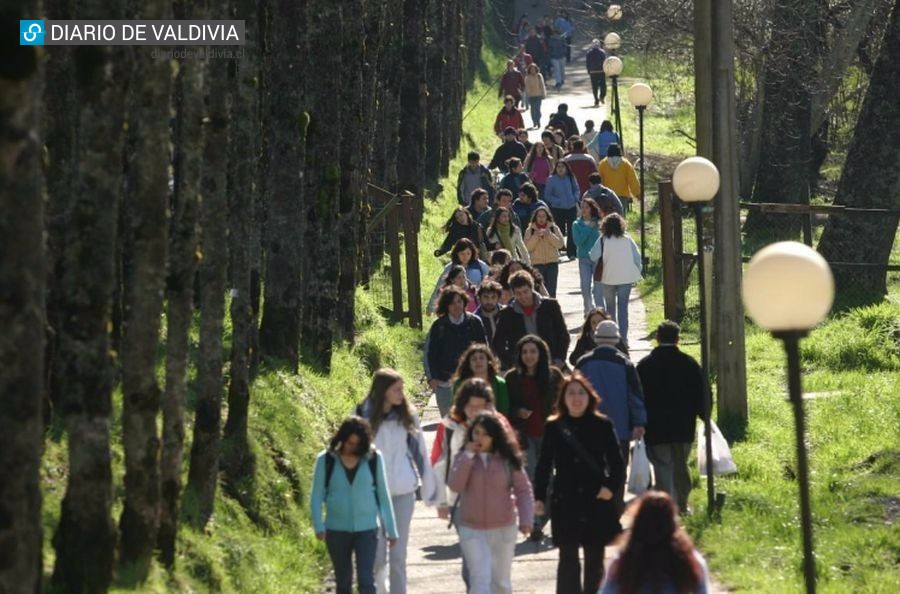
[
  {"xmin": 401, "ymin": 192, "xmax": 423, "ymax": 329},
  {"xmin": 711, "ymin": 0, "xmax": 748, "ymax": 427},
  {"xmin": 385, "ymin": 198, "xmax": 404, "ymax": 322},
  {"xmin": 672, "ymin": 195, "xmax": 686, "ymax": 294},
  {"xmin": 659, "ymin": 181, "xmax": 684, "ymax": 321},
  {"xmin": 694, "ymin": 0, "xmax": 714, "ymax": 159}
]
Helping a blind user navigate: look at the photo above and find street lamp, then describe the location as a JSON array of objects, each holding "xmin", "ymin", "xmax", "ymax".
[
  {"xmin": 603, "ymin": 32, "xmax": 621, "ymax": 50},
  {"xmin": 607, "ymin": 4, "xmax": 623, "ymax": 21},
  {"xmin": 743, "ymin": 241, "xmax": 834, "ymax": 594},
  {"xmin": 672, "ymin": 156, "xmax": 719, "ymax": 518},
  {"xmin": 603, "ymin": 55, "xmax": 624, "ymax": 151},
  {"xmin": 628, "ymin": 83, "xmax": 652, "ymax": 268}
]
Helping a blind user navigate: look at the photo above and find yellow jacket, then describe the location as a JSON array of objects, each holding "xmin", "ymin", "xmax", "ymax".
[
  {"xmin": 524, "ymin": 223, "xmax": 565, "ymax": 265},
  {"xmin": 598, "ymin": 158, "xmax": 640, "ymax": 199}
]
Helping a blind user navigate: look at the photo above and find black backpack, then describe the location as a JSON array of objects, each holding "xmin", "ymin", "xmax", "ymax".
[{"xmin": 324, "ymin": 452, "xmax": 380, "ymax": 508}]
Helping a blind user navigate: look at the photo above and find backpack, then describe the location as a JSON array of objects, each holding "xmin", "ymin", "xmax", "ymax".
[{"xmin": 324, "ymin": 451, "xmax": 380, "ymax": 508}]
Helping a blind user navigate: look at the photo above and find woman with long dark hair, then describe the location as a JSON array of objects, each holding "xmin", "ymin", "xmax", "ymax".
[
  {"xmin": 453, "ymin": 344, "xmax": 510, "ymax": 415},
  {"xmin": 504, "ymin": 334, "xmax": 563, "ymax": 540},
  {"xmin": 524, "ymin": 206, "xmax": 565, "ymax": 296},
  {"xmin": 534, "ymin": 373, "xmax": 625, "ymax": 594},
  {"xmin": 568, "ymin": 307, "xmax": 629, "ymax": 366},
  {"xmin": 572, "ymin": 197, "xmax": 604, "ymax": 316},
  {"xmin": 523, "ymin": 139, "xmax": 553, "ymax": 196},
  {"xmin": 435, "ymin": 207, "xmax": 487, "ymax": 258},
  {"xmin": 600, "ymin": 492, "xmax": 710, "ymax": 594},
  {"xmin": 355, "ymin": 370, "xmax": 438, "ymax": 594},
  {"xmin": 311, "ymin": 417, "xmax": 398, "ymax": 594},
  {"xmin": 448, "ymin": 412, "xmax": 534, "ymax": 594},
  {"xmin": 428, "ymin": 237, "xmax": 491, "ymax": 313},
  {"xmin": 486, "ymin": 206, "xmax": 530, "ymax": 264}
]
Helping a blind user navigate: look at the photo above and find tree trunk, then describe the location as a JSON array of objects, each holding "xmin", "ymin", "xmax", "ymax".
[
  {"xmin": 424, "ymin": 0, "xmax": 444, "ymax": 182},
  {"xmin": 301, "ymin": 0, "xmax": 343, "ymax": 371},
  {"xmin": 465, "ymin": 0, "xmax": 485, "ymax": 87},
  {"xmin": 0, "ymin": 10, "xmax": 44, "ymax": 590},
  {"xmin": 157, "ymin": 0, "xmax": 204, "ymax": 567},
  {"xmin": 184, "ymin": 38, "xmax": 230, "ymax": 529},
  {"xmin": 398, "ymin": 0, "xmax": 427, "ymax": 211},
  {"xmin": 258, "ymin": 0, "xmax": 308, "ymax": 370},
  {"xmin": 335, "ymin": 0, "xmax": 368, "ymax": 342},
  {"xmin": 50, "ymin": 7, "xmax": 127, "ymax": 588},
  {"xmin": 223, "ymin": 0, "xmax": 261, "ymax": 480},
  {"xmin": 818, "ymin": 0, "xmax": 900, "ymax": 299},
  {"xmin": 745, "ymin": 0, "xmax": 827, "ymax": 236},
  {"xmin": 116, "ymin": 0, "xmax": 171, "ymax": 578}
]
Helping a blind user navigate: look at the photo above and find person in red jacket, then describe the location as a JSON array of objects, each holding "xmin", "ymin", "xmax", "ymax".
[
  {"xmin": 562, "ymin": 139, "xmax": 599, "ymax": 195},
  {"xmin": 499, "ymin": 60, "xmax": 526, "ymax": 107},
  {"xmin": 494, "ymin": 97, "xmax": 525, "ymax": 137}
]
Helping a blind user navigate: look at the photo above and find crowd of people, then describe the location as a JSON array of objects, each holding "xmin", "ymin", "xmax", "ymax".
[{"xmin": 310, "ymin": 19, "xmax": 712, "ymax": 594}]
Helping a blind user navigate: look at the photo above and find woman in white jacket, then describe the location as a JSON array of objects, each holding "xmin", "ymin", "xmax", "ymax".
[
  {"xmin": 356, "ymin": 369, "xmax": 439, "ymax": 594},
  {"xmin": 589, "ymin": 213, "xmax": 642, "ymax": 346}
]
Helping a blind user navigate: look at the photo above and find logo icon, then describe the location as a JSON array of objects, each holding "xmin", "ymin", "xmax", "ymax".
[{"xmin": 20, "ymin": 20, "xmax": 45, "ymax": 45}]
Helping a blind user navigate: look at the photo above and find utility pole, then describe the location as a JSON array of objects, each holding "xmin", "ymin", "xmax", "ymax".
[
  {"xmin": 694, "ymin": 0, "xmax": 714, "ymax": 159},
  {"xmin": 711, "ymin": 0, "xmax": 749, "ymax": 428}
]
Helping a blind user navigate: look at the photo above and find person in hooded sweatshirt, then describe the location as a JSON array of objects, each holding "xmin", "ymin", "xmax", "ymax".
[
  {"xmin": 598, "ymin": 143, "xmax": 640, "ymax": 214},
  {"xmin": 489, "ymin": 127, "xmax": 528, "ymax": 173},
  {"xmin": 354, "ymin": 369, "xmax": 439, "ymax": 594},
  {"xmin": 589, "ymin": 121, "xmax": 620, "ymax": 168},
  {"xmin": 494, "ymin": 97, "xmax": 526, "ymax": 137},
  {"xmin": 547, "ymin": 103, "xmax": 579, "ymax": 138}
]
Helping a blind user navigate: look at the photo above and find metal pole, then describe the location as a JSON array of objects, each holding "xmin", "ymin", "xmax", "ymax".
[
  {"xmin": 779, "ymin": 331, "xmax": 817, "ymax": 594},
  {"xmin": 695, "ymin": 203, "xmax": 715, "ymax": 517},
  {"xmin": 612, "ymin": 75, "xmax": 623, "ymax": 154},
  {"xmin": 638, "ymin": 105, "xmax": 646, "ymax": 268}
]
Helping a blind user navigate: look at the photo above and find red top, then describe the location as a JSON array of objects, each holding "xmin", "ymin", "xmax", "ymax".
[{"xmin": 520, "ymin": 375, "xmax": 545, "ymax": 437}]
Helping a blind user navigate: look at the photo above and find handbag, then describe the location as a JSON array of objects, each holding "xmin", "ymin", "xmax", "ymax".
[
  {"xmin": 558, "ymin": 420, "xmax": 609, "ymax": 483},
  {"xmin": 627, "ymin": 439, "xmax": 652, "ymax": 495},
  {"xmin": 592, "ymin": 237, "xmax": 605, "ymax": 281}
]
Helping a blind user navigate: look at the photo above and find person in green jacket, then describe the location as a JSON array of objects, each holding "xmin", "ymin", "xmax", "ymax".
[{"xmin": 452, "ymin": 343, "xmax": 510, "ymax": 416}]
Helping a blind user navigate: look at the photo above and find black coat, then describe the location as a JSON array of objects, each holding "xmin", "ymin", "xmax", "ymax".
[
  {"xmin": 534, "ymin": 414, "xmax": 625, "ymax": 546},
  {"xmin": 568, "ymin": 333, "xmax": 629, "ymax": 366},
  {"xmin": 488, "ymin": 141, "xmax": 528, "ymax": 172},
  {"xmin": 491, "ymin": 294, "xmax": 570, "ymax": 368},
  {"xmin": 425, "ymin": 314, "xmax": 487, "ymax": 382},
  {"xmin": 505, "ymin": 367, "xmax": 564, "ymax": 429},
  {"xmin": 636, "ymin": 345, "xmax": 705, "ymax": 445}
]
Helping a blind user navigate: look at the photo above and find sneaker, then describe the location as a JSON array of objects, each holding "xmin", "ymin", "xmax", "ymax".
[
  {"xmin": 529, "ymin": 527, "xmax": 544, "ymax": 542},
  {"xmin": 594, "ymin": 100, "xmax": 599, "ymax": 107},
  {"xmin": 600, "ymin": 98, "xmax": 606, "ymax": 105}
]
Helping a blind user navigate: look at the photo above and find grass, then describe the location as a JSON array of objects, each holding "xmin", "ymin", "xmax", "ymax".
[{"xmin": 614, "ymin": 50, "xmax": 900, "ymax": 593}]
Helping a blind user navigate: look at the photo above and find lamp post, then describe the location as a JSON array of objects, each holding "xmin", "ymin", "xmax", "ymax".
[
  {"xmin": 628, "ymin": 83, "xmax": 652, "ymax": 268},
  {"xmin": 743, "ymin": 241, "xmax": 834, "ymax": 594},
  {"xmin": 603, "ymin": 55, "xmax": 624, "ymax": 152},
  {"xmin": 672, "ymin": 156, "xmax": 719, "ymax": 518}
]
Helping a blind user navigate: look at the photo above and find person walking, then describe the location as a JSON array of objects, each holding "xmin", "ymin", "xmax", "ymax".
[
  {"xmin": 547, "ymin": 29, "xmax": 568, "ymax": 90},
  {"xmin": 311, "ymin": 417, "xmax": 398, "ymax": 594},
  {"xmin": 582, "ymin": 172, "xmax": 623, "ymax": 217},
  {"xmin": 597, "ymin": 143, "xmax": 640, "ymax": 214},
  {"xmin": 523, "ymin": 206, "xmax": 565, "ymax": 296},
  {"xmin": 354, "ymin": 370, "xmax": 439, "ymax": 594},
  {"xmin": 574, "ymin": 320, "xmax": 647, "ymax": 507},
  {"xmin": 523, "ymin": 63, "xmax": 547, "ymax": 128},
  {"xmin": 555, "ymin": 10, "xmax": 574, "ymax": 63},
  {"xmin": 547, "ymin": 103, "xmax": 579, "ymax": 137},
  {"xmin": 479, "ymin": 188, "xmax": 522, "ymax": 231},
  {"xmin": 493, "ymin": 97, "xmax": 525, "ymax": 137},
  {"xmin": 473, "ymin": 280, "xmax": 504, "ymax": 348},
  {"xmin": 457, "ymin": 151, "xmax": 496, "ymax": 206},
  {"xmin": 498, "ymin": 61, "xmax": 525, "ymax": 107},
  {"xmin": 495, "ymin": 259, "xmax": 549, "ymax": 305},
  {"xmin": 568, "ymin": 307, "xmax": 627, "ymax": 367},
  {"xmin": 467, "ymin": 187, "xmax": 492, "ymax": 224},
  {"xmin": 485, "ymin": 207, "xmax": 530, "ymax": 264},
  {"xmin": 488, "ymin": 127, "xmax": 528, "ymax": 173},
  {"xmin": 580, "ymin": 120, "xmax": 599, "ymax": 158},
  {"xmin": 572, "ymin": 198, "xmax": 604, "ymax": 315},
  {"xmin": 429, "ymin": 237, "xmax": 490, "ymax": 311},
  {"xmin": 498, "ymin": 157, "xmax": 530, "ymax": 198},
  {"xmin": 600, "ymin": 492, "xmax": 711, "ymax": 594},
  {"xmin": 438, "ymin": 265, "xmax": 478, "ymax": 313},
  {"xmin": 563, "ymin": 139, "xmax": 598, "ymax": 195},
  {"xmin": 424, "ymin": 287, "xmax": 488, "ymax": 416},
  {"xmin": 504, "ymin": 335, "xmax": 564, "ymax": 540},
  {"xmin": 453, "ymin": 343, "xmax": 510, "ymax": 416},
  {"xmin": 585, "ymin": 40, "xmax": 607, "ymax": 107},
  {"xmin": 533, "ymin": 373, "xmax": 626, "ymax": 594},
  {"xmin": 524, "ymin": 27, "xmax": 547, "ymax": 80},
  {"xmin": 589, "ymin": 121, "xmax": 620, "ymax": 169},
  {"xmin": 588, "ymin": 213, "xmax": 642, "ymax": 342},
  {"xmin": 492, "ymin": 270, "xmax": 569, "ymax": 370},
  {"xmin": 448, "ymin": 412, "xmax": 534, "ymax": 594},
  {"xmin": 636, "ymin": 321, "xmax": 705, "ymax": 515},
  {"xmin": 510, "ymin": 182, "xmax": 548, "ymax": 228},
  {"xmin": 524, "ymin": 141, "xmax": 553, "ymax": 196},
  {"xmin": 434, "ymin": 208, "xmax": 486, "ymax": 259},
  {"xmin": 540, "ymin": 130, "xmax": 566, "ymax": 169},
  {"xmin": 542, "ymin": 161, "xmax": 580, "ymax": 261}
]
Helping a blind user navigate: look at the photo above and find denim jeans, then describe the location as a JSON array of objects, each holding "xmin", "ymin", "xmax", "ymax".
[
  {"xmin": 326, "ymin": 529, "xmax": 378, "ymax": 594},
  {"xmin": 601, "ymin": 283, "xmax": 633, "ymax": 342},
  {"xmin": 375, "ymin": 492, "xmax": 416, "ymax": 594},
  {"xmin": 458, "ymin": 524, "xmax": 519, "ymax": 594},
  {"xmin": 535, "ymin": 262, "xmax": 560, "ymax": 297},
  {"xmin": 577, "ymin": 258, "xmax": 604, "ymax": 316},
  {"xmin": 551, "ymin": 58, "xmax": 566, "ymax": 87},
  {"xmin": 528, "ymin": 97, "xmax": 543, "ymax": 127}
]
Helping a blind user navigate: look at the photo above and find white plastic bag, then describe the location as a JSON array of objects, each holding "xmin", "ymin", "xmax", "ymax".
[
  {"xmin": 627, "ymin": 439, "xmax": 652, "ymax": 495},
  {"xmin": 697, "ymin": 420, "xmax": 738, "ymax": 476}
]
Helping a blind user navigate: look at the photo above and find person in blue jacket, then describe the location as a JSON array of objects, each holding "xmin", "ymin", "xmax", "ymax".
[
  {"xmin": 311, "ymin": 417, "xmax": 398, "ymax": 594},
  {"xmin": 589, "ymin": 120, "xmax": 621, "ymax": 166},
  {"xmin": 543, "ymin": 160, "xmax": 581, "ymax": 259}
]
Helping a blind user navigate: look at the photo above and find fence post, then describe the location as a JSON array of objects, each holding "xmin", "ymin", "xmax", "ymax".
[
  {"xmin": 385, "ymin": 197, "xmax": 404, "ymax": 322},
  {"xmin": 401, "ymin": 192, "xmax": 423, "ymax": 329},
  {"xmin": 659, "ymin": 181, "xmax": 684, "ymax": 321}
]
